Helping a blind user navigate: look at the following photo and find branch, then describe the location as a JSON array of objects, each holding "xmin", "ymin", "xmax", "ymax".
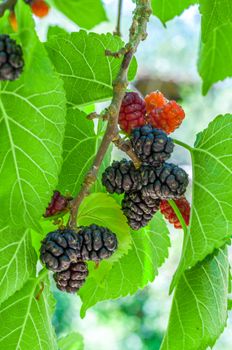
[
  {"xmin": 114, "ymin": 0, "xmax": 123, "ymax": 37},
  {"xmin": 0, "ymin": 0, "xmax": 17, "ymax": 16},
  {"xmin": 68, "ymin": 0, "xmax": 152, "ymax": 228},
  {"xmin": 112, "ymin": 134, "xmax": 141, "ymax": 168}
]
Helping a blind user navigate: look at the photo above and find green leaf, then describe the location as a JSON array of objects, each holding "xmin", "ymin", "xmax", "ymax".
[
  {"xmin": 78, "ymin": 193, "xmax": 132, "ymax": 261},
  {"xmin": 52, "ymin": 0, "xmax": 107, "ymax": 30},
  {"xmin": 57, "ymin": 108, "xmax": 96, "ymax": 195},
  {"xmin": 161, "ymin": 247, "xmax": 229, "ymax": 350},
  {"xmin": 171, "ymin": 114, "xmax": 232, "ymax": 289},
  {"xmin": 79, "ymin": 213, "xmax": 170, "ymax": 317},
  {"xmin": 198, "ymin": 23, "xmax": 232, "ymax": 94},
  {"xmin": 0, "ymin": 276, "xmax": 57, "ymax": 349},
  {"xmin": 57, "ymin": 108, "xmax": 112, "ymax": 195},
  {"xmin": 0, "ymin": 225, "xmax": 36, "ymax": 304},
  {"xmin": 58, "ymin": 332, "xmax": 84, "ymax": 350},
  {"xmin": 199, "ymin": 0, "xmax": 232, "ymax": 42},
  {"xmin": 47, "ymin": 26, "xmax": 68, "ymax": 40},
  {"xmin": 151, "ymin": 0, "xmax": 198, "ymax": 23},
  {"xmin": 198, "ymin": 0, "xmax": 232, "ymax": 93},
  {"xmin": 0, "ymin": 4, "xmax": 66, "ymax": 230},
  {"xmin": 45, "ymin": 30, "xmax": 137, "ymax": 107}
]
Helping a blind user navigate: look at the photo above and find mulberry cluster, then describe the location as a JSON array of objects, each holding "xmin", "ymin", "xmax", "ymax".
[
  {"xmin": 131, "ymin": 124, "xmax": 174, "ymax": 166},
  {"xmin": 122, "ymin": 191, "xmax": 160, "ymax": 231},
  {"xmin": 54, "ymin": 262, "xmax": 88, "ymax": 294},
  {"xmin": 102, "ymin": 90, "xmax": 189, "ymax": 230},
  {"xmin": 102, "ymin": 159, "xmax": 142, "ymax": 194},
  {"xmin": 40, "ymin": 225, "xmax": 118, "ymax": 294},
  {"xmin": 118, "ymin": 91, "xmax": 185, "ymax": 135},
  {"xmin": 0, "ymin": 35, "xmax": 24, "ymax": 81}
]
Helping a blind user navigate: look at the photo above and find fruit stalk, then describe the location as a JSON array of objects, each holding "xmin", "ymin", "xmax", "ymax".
[{"xmin": 68, "ymin": 0, "xmax": 152, "ymax": 228}]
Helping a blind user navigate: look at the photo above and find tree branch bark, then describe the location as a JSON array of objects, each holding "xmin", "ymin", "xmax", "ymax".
[
  {"xmin": 68, "ymin": 0, "xmax": 152, "ymax": 228},
  {"xmin": 114, "ymin": 0, "xmax": 123, "ymax": 37},
  {"xmin": 112, "ymin": 134, "xmax": 141, "ymax": 168},
  {"xmin": 0, "ymin": 0, "xmax": 17, "ymax": 16}
]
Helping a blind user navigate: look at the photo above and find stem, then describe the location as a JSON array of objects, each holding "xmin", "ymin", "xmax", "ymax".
[
  {"xmin": 173, "ymin": 138, "xmax": 193, "ymax": 153},
  {"xmin": 68, "ymin": 0, "xmax": 152, "ymax": 228},
  {"xmin": 0, "ymin": 0, "xmax": 17, "ymax": 16},
  {"xmin": 168, "ymin": 199, "xmax": 188, "ymax": 236},
  {"xmin": 115, "ymin": 0, "xmax": 123, "ymax": 36},
  {"xmin": 112, "ymin": 134, "xmax": 141, "ymax": 168}
]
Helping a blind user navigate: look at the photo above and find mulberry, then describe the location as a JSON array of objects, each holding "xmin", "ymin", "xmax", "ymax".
[
  {"xmin": 24, "ymin": 0, "xmax": 50, "ymax": 18},
  {"xmin": 119, "ymin": 92, "xmax": 146, "ymax": 134},
  {"xmin": 77, "ymin": 224, "xmax": 118, "ymax": 261},
  {"xmin": 140, "ymin": 163, "xmax": 189, "ymax": 200},
  {"xmin": 145, "ymin": 91, "xmax": 167, "ymax": 113},
  {"xmin": 160, "ymin": 198, "xmax": 190, "ymax": 229},
  {"xmin": 147, "ymin": 100, "xmax": 185, "ymax": 134},
  {"xmin": 102, "ymin": 159, "xmax": 142, "ymax": 194},
  {"xmin": 54, "ymin": 261, "xmax": 88, "ymax": 294},
  {"xmin": 122, "ymin": 191, "xmax": 160, "ymax": 230},
  {"xmin": 44, "ymin": 191, "xmax": 71, "ymax": 218},
  {"xmin": 131, "ymin": 124, "xmax": 174, "ymax": 166},
  {"xmin": 40, "ymin": 229, "xmax": 79, "ymax": 272},
  {"xmin": 0, "ymin": 35, "xmax": 24, "ymax": 81}
]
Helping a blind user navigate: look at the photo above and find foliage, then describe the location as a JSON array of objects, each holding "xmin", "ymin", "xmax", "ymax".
[
  {"xmin": 151, "ymin": 0, "xmax": 197, "ymax": 24},
  {"xmin": 50, "ymin": 0, "xmax": 107, "ymax": 30},
  {"xmin": 161, "ymin": 247, "xmax": 229, "ymax": 350},
  {"xmin": 0, "ymin": 276, "xmax": 57, "ymax": 350},
  {"xmin": 45, "ymin": 30, "xmax": 137, "ymax": 106},
  {"xmin": 0, "ymin": 0, "xmax": 231, "ymax": 349},
  {"xmin": 58, "ymin": 332, "xmax": 84, "ymax": 350},
  {"xmin": 79, "ymin": 213, "xmax": 170, "ymax": 317}
]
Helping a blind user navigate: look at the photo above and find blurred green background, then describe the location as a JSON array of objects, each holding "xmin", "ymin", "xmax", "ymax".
[{"xmin": 36, "ymin": 1, "xmax": 232, "ymax": 349}]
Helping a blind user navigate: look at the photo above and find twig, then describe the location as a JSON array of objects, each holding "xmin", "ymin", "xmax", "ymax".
[
  {"xmin": 112, "ymin": 134, "xmax": 141, "ymax": 168},
  {"xmin": 68, "ymin": 0, "xmax": 152, "ymax": 228},
  {"xmin": 114, "ymin": 0, "xmax": 123, "ymax": 37},
  {"xmin": 0, "ymin": 0, "xmax": 17, "ymax": 16},
  {"xmin": 86, "ymin": 112, "xmax": 100, "ymax": 120}
]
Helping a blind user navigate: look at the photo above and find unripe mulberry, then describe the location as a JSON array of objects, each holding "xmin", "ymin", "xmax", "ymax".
[
  {"xmin": 119, "ymin": 92, "xmax": 146, "ymax": 134},
  {"xmin": 24, "ymin": 0, "xmax": 50, "ymax": 18},
  {"xmin": 44, "ymin": 191, "xmax": 71, "ymax": 218},
  {"xmin": 122, "ymin": 191, "xmax": 160, "ymax": 230},
  {"xmin": 145, "ymin": 91, "xmax": 167, "ymax": 113},
  {"xmin": 131, "ymin": 124, "xmax": 174, "ymax": 166},
  {"xmin": 160, "ymin": 198, "xmax": 190, "ymax": 229},
  {"xmin": 31, "ymin": 0, "xmax": 50, "ymax": 17},
  {"xmin": 147, "ymin": 100, "xmax": 185, "ymax": 134},
  {"xmin": 54, "ymin": 261, "xmax": 88, "ymax": 294},
  {"xmin": 102, "ymin": 159, "xmax": 142, "ymax": 194},
  {"xmin": 77, "ymin": 224, "xmax": 118, "ymax": 261},
  {"xmin": 0, "ymin": 35, "xmax": 24, "ymax": 81},
  {"xmin": 140, "ymin": 163, "xmax": 189, "ymax": 200},
  {"xmin": 40, "ymin": 229, "xmax": 79, "ymax": 272},
  {"xmin": 9, "ymin": 12, "xmax": 18, "ymax": 32}
]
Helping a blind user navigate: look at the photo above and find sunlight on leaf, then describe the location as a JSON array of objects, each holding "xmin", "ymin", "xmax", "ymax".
[{"xmin": 79, "ymin": 213, "xmax": 170, "ymax": 317}]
